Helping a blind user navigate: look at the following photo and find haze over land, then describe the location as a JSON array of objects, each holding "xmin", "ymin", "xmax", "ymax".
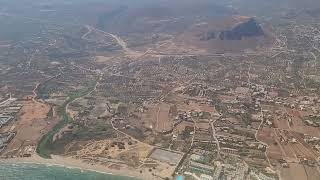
[{"xmin": 0, "ymin": 0, "xmax": 320, "ymax": 180}]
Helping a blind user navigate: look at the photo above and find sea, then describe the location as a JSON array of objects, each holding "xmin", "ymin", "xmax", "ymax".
[{"xmin": 0, "ymin": 163, "xmax": 138, "ymax": 180}]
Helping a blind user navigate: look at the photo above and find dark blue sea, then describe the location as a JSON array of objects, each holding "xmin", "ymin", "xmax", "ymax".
[{"xmin": 0, "ymin": 163, "xmax": 138, "ymax": 180}]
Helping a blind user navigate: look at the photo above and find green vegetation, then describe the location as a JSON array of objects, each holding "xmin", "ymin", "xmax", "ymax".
[
  {"xmin": 47, "ymin": 107, "xmax": 53, "ymax": 118},
  {"xmin": 36, "ymin": 82, "xmax": 96, "ymax": 158},
  {"xmin": 292, "ymin": 57, "xmax": 305, "ymax": 87},
  {"xmin": 240, "ymin": 112, "xmax": 252, "ymax": 126},
  {"xmin": 309, "ymin": 116, "xmax": 320, "ymax": 124}
]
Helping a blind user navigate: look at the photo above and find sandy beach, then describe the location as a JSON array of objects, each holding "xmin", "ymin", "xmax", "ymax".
[{"xmin": 0, "ymin": 155, "xmax": 161, "ymax": 180}]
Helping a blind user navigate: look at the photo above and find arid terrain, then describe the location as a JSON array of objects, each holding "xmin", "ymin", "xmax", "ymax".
[{"xmin": 1, "ymin": 0, "xmax": 320, "ymax": 180}]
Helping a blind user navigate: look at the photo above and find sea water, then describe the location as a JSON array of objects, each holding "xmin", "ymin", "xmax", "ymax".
[{"xmin": 0, "ymin": 163, "xmax": 138, "ymax": 180}]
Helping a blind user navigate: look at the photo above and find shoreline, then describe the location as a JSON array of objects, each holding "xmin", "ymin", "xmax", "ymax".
[{"xmin": 0, "ymin": 154, "xmax": 158, "ymax": 180}]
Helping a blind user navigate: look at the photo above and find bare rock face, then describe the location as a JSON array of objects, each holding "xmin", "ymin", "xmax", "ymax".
[
  {"xmin": 219, "ymin": 18, "xmax": 264, "ymax": 40},
  {"xmin": 177, "ymin": 15, "xmax": 274, "ymax": 53}
]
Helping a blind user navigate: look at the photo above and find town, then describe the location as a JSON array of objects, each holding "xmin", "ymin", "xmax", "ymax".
[{"xmin": 0, "ymin": 0, "xmax": 320, "ymax": 180}]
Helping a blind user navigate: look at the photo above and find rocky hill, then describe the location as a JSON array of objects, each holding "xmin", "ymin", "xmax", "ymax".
[
  {"xmin": 176, "ymin": 16, "xmax": 274, "ymax": 53},
  {"xmin": 219, "ymin": 18, "xmax": 264, "ymax": 40}
]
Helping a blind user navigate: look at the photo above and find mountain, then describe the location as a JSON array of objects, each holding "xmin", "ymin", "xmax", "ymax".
[
  {"xmin": 176, "ymin": 16, "xmax": 274, "ymax": 53},
  {"xmin": 219, "ymin": 18, "xmax": 264, "ymax": 40}
]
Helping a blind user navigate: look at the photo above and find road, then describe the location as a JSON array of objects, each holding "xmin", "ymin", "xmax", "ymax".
[
  {"xmin": 107, "ymin": 33, "xmax": 139, "ymax": 56},
  {"xmin": 86, "ymin": 25, "xmax": 140, "ymax": 56},
  {"xmin": 32, "ymin": 73, "xmax": 61, "ymax": 104},
  {"xmin": 247, "ymin": 63, "xmax": 252, "ymax": 84},
  {"xmin": 65, "ymin": 78, "xmax": 99, "ymax": 117},
  {"xmin": 210, "ymin": 120, "xmax": 220, "ymax": 159},
  {"xmin": 255, "ymin": 107, "xmax": 274, "ymax": 169},
  {"xmin": 0, "ymin": 97, "xmax": 16, "ymax": 107},
  {"xmin": 190, "ymin": 119, "xmax": 196, "ymax": 148},
  {"xmin": 81, "ymin": 25, "xmax": 93, "ymax": 41},
  {"xmin": 155, "ymin": 106, "xmax": 161, "ymax": 131},
  {"xmin": 110, "ymin": 118, "xmax": 152, "ymax": 148}
]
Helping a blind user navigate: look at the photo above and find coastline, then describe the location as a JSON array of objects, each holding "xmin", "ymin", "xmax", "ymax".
[{"xmin": 0, "ymin": 154, "xmax": 158, "ymax": 180}]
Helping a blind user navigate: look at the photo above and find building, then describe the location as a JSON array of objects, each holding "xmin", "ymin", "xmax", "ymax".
[
  {"xmin": 200, "ymin": 174, "xmax": 214, "ymax": 180},
  {"xmin": 189, "ymin": 161, "xmax": 214, "ymax": 174}
]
